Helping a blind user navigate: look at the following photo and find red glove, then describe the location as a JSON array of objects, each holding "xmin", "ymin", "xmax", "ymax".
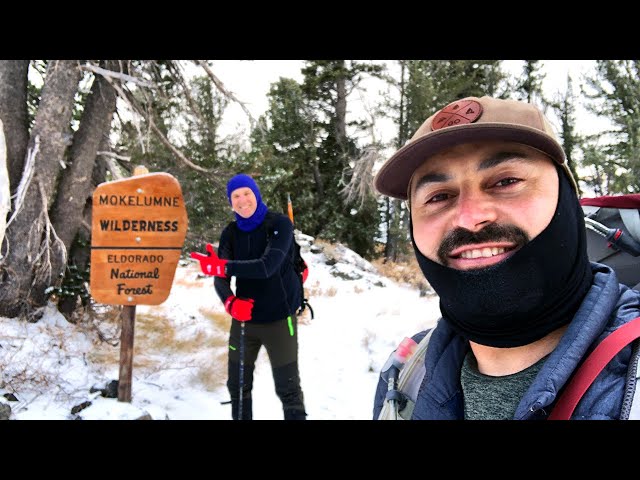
[
  {"xmin": 190, "ymin": 244, "xmax": 228, "ymax": 277},
  {"xmin": 302, "ymin": 264, "xmax": 309, "ymax": 284},
  {"xmin": 224, "ymin": 296, "xmax": 254, "ymax": 321}
]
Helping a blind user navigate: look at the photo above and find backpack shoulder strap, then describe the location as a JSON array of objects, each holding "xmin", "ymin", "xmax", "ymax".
[
  {"xmin": 226, "ymin": 221, "xmax": 237, "ymax": 258},
  {"xmin": 549, "ymin": 316, "xmax": 640, "ymax": 420},
  {"xmin": 262, "ymin": 211, "xmax": 280, "ymax": 240},
  {"xmin": 624, "ymin": 339, "xmax": 640, "ymax": 419},
  {"xmin": 378, "ymin": 327, "xmax": 435, "ymax": 420}
]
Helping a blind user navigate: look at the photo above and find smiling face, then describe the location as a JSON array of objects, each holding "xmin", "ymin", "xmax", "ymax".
[
  {"xmin": 230, "ymin": 187, "xmax": 258, "ymax": 218},
  {"xmin": 409, "ymin": 141, "xmax": 559, "ymax": 271}
]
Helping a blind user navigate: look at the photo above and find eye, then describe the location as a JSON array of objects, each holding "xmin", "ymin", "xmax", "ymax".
[
  {"xmin": 425, "ymin": 192, "xmax": 451, "ymax": 204},
  {"xmin": 493, "ymin": 177, "xmax": 521, "ymax": 188}
]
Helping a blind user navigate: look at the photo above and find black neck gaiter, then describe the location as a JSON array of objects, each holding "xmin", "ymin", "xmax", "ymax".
[{"xmin": 411, "ymin": 168, "xmax": 593, "ymax": 348}]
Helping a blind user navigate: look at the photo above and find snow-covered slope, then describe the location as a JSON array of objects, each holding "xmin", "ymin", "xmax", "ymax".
[{"xmin": 0, "ymin": 235, "xmax": 439, "ymax": 420}]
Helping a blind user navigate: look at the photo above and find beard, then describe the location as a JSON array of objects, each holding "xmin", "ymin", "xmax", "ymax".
[{"xmin": 437, "ymin": 223, "xmax": 530, "ymax": 266}]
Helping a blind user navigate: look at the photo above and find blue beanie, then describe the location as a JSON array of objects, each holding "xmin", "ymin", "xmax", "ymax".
[
  {"xmin": 227, "ymin": 174, "xmax": 261, "ymax": 204},
  {"xmin": 226, "ymin": 174, "xmax": 268, "ymax": 232}
]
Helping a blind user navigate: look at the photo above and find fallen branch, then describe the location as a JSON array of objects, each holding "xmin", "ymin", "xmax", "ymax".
[
  {"xmin": 196, "ymin": 60, "xmax": 266, "ymax": 137},
  {"xmin": 96, "ymin": 151, "xmax": 131, "ymax": 162},
  {"xmin": 107, "ymin": 76, "xmax": 219, "ymax": 176},
  {"xmin": 6, "ymin": 136, "xmax": 39, "ymax": 231},
  {"xmin": 81, "ymin": 63, "xmax": 156, "ymax": 89}
]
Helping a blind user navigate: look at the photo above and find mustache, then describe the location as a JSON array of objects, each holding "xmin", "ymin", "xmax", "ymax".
[{"xmin": 437, "ymin": 223, "xmax": 530, "ymax": 265}]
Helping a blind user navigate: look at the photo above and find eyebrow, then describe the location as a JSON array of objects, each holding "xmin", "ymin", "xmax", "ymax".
[
  {"xmin": 412, "ymin": 150, "xmax": 534, "ymax": 193},
  {"xmin": 478, "ymin": 151, "xmax": 533, "ymax": 170}
]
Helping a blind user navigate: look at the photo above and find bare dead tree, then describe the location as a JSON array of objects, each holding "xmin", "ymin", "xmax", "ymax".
[
  {"xmin": 93, "ymin": 63, "xmax": 225, "ymax": 191},
  {"xmin": 80, "ymin": 63, "xmax": 156, "ymax": 89},
  {"xmin": 166, "ymin": 61, "xmax": 218, "ymax": 141},
  {"xmin": 340, "ymin": 85, "xmax": 384, "ymax": 209},
  {"xmin": 340, "ymin": 146, "xmax": 380, "ymax": 209}
]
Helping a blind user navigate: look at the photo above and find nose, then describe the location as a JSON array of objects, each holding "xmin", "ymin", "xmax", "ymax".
[{"xmin": 452, "ymin": 190, "xmax": 498, "ymax": 232}]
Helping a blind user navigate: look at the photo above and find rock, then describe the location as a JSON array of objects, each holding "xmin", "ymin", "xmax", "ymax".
[
  {"xmin": 310, "ymin": 245, "xmax": 324, "ymax": 254},
  {"xmin": 90, "ymin": 380, "xmax": 118, "ymax": 398},
  {"xmin": 330, "ymin": 267, "xmax": 363, "ymax": 281},
  {"xmin": 71, "ymin": 401, "xmax": 92, "ymax": 415},
  {"xmin": 0, "ymin": 403, "xmax": 11, "ymax": 420},
  {"xmin": 3, "ymin": 393, "xmax": 18, "ymax": 402},
  {"xmin": 102, "ymin": 380, "xmax": 118, "ymax": 398}
]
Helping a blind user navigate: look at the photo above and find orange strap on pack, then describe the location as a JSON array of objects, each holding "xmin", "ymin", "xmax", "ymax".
[
  {"xmin": 287, "ymin": 193, "xmax": 294, "ymax": 224},
  {"xmin": 549, "ymin": 316, "xmax": 640, "ymax": 420}
]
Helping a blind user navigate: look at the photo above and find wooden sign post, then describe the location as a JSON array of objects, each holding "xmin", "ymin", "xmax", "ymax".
[{"xmin": 90, "ymin": 167, "xmax": 188, "ymax": 402}]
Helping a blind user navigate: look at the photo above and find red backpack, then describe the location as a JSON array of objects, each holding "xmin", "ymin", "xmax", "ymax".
[{"xmin": 580, "ymin": 194, "xmax": 640, "ymax": 290}]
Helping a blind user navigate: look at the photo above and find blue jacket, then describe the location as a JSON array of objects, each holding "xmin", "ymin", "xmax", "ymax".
[
  {"xmin": 373, "ymin": 263, "xmax": 640, "ymax": 420},
  {"xmin": 214, "ymin": 212, "xmax": 302, "ymax": 323}
]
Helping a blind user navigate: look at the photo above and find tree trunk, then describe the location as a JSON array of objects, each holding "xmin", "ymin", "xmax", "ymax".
[
  {"xmin": 50, "ymin": 60, "xmax": 118, "ymax": 283},
  {"xmin": 0, "ymin": 60, "xmax": 81, "ymax": 319},
  {"xmin": 56, "ymin": 195, "xmax": 94, "ymax": 316},
  {"xmin": 384, "ymin": 197, "xmax": 396, "ymax": 262},
  {"xmin": 57, "ymin": 138, "xmax": 111, "ymax": 317},
  {"xmin": 384, "ymin": 62, "xmax": 409, "ymax": 264},
  {"xmin": 0, "ymin": 119, "xmax": 8, "ymax": 252},
  {"xmin": 0, "ymin": 60, "xmax": 30, "ymax": 196},
  {"xmin": 334, "ymin": 62, "xmax": 347, "ymax": 156}
]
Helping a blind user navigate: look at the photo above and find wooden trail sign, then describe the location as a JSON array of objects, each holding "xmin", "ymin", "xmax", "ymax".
[{"xmin": 90, "ymin": 172, "xmax": 188, "ymax": 306}]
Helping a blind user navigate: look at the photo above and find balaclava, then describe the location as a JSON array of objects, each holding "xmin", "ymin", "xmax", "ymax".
[
  {"xmin": 226, "ymin": 174, "xmax": 268, "ymax": 232},
  {"xmin": 411, "ymin": 166, "xmax": 593, "ymax": 348}
]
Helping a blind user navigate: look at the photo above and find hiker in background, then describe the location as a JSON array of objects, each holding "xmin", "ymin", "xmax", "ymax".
[
  {"xmin": 373, "ymin": 96, "xmax": 640, "ymax": 420},
  {"xmin": 190, "ymin": 174, "xmax": 306, "ymax": 420}
]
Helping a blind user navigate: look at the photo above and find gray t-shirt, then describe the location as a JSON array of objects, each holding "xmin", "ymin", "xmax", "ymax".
[{"xmin": 460, "ymin": 350, "xmax": 548, "ymax": 420}]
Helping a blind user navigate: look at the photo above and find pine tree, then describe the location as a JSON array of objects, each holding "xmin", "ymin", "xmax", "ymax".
[
  {"xmin": 583, "ymin": 60, "xmax": 640, "ymax": 193},
  {"xmin": 550, "ymin": 74, "xmax": 582, "ymax": 194},
  {"xmin": 380, "ymin": 60, "xmax": 510, "ymax": 262},
  {"xmin": 299, "ymin": 60, "xmax": 384, "ymax": 257},
  {"xmin": 242, "ymin": 78, "xmax": 318, "ymax": 232},
  {"xmin": 516, "ymin": 60, "xmax": 546, "ymax": 105}
]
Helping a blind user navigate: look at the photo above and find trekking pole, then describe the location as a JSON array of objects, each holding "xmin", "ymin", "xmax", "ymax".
[
  {"xmin": 584, "ymin": 217, "xmax": 640, "ymax": 256},
  {"xmin": 238, "ymin": 320, "xmax": 246, "ymax": 420}
]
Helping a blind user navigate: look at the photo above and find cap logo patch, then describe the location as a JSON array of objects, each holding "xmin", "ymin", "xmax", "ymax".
[{"xmin": 431, "ymin": 100, "xmax": 483, "ymax": 131}]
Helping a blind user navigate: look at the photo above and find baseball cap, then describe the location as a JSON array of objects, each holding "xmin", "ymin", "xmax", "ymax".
[{"xmin": 374, "ymin": 96, "xmax": 577, "ymax": 200}]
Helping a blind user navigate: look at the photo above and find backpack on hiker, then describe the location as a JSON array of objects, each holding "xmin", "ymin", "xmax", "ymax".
[
  {"xmin": 285, "ymin": 223, "xmax": 314, "ymax": 319},
  {"xmin": 580, "ymin": 194, "xmax": 640, "ymax": 291}
]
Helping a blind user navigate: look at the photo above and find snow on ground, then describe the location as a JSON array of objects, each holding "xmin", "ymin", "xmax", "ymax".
[{"xmin": 0, "ymin": 236, "xmax": 439, "ymax": 420}]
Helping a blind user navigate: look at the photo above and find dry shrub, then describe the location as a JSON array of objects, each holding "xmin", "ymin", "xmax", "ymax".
[
  {"xmin": 193, "ymin": 349, "xmax": 228, "ymax": 390},
  {"xmin": 371, "ymin": 256, "xmax": 431, "ymax": 292},
  {"xmin": 86, "ymin": 348, "xmax": 119, "ymax": 366},
  {"xmin": 199, "ymin": 307, "xmax": 232, "ymax": 332},
  {"xmin": 304, "ymin": 281, "xmax": 323, "ymax": 298},
  {"xmin": 324, "ymin": 286, "xmax": 338, "ymax": 297},
  {"xmin": 173, "ymin": 265, "xmax": 208, "ymax": 287},
  {"xmin": 87, "ymin": 311, "xmax": 176, "ymax": 366},
  {"xmin": 135, "ymin": 313, "xmax": 176, "ymax": 349},
  {"xmin": 303, "ymin": 281, "xmax": 337, "ymax": 298},
  {"xmin": 314, "ymin": 239, "xmax": 339, "ymax": 262}
]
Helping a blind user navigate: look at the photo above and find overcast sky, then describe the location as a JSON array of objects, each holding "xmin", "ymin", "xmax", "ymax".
[{"xmin": 208, "ymin": 60, "xmax": 609, "ymax": 145}]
